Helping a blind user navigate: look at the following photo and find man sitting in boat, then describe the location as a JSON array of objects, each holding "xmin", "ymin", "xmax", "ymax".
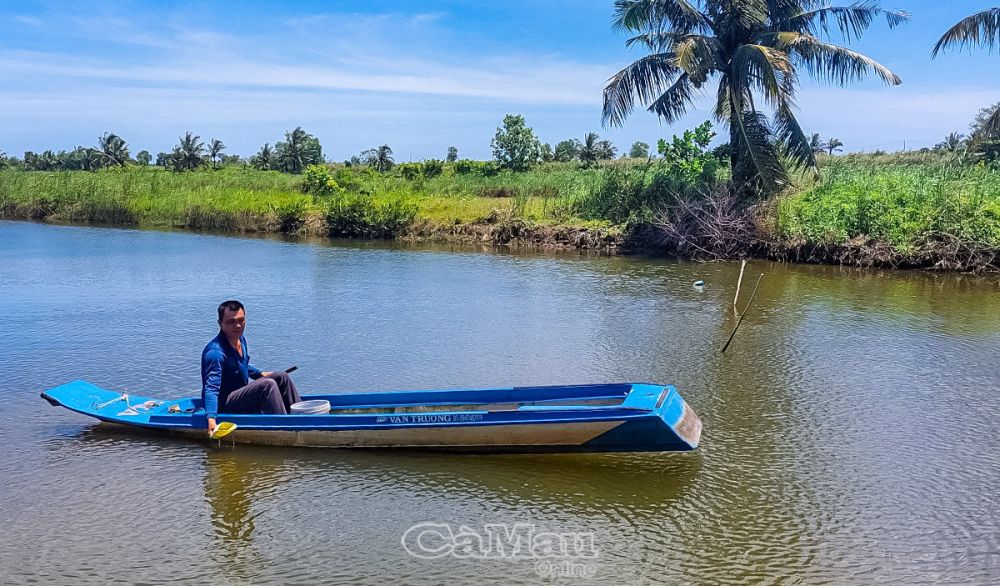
[{"xmin": 202, "ymin": 300, "xmax": 301, "ymax": 436}]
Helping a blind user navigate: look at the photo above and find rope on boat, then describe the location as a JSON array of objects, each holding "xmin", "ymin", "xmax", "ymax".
[
  {"xmin": 93, "ymin": 393, "xmax": 129, "ymax": 410},
  {"xmin": 91, "ymin": 392, "xmax": 161, "ymax": 416}
]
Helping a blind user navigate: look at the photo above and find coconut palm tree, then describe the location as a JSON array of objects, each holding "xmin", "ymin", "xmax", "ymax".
[
  {"xmin": 934, "ymin": 8, "xmax": 1000, "ymax": 140},
  {"xmin": 207, "ymin": 139, "xmax": 226, "ymax": 169},
  {"xmin": 935, "ymin": 132, "xmax": 966, "ymax": 152},
  {"xmin": 361, "ymin": 145, "xmax": 395, "ymax": 172},
  {"xmin": 825, "ymin": 137, "xmax": 844, "ymax": 155},
  {"xmin": 97, "ymin": 132, "xmax": 130, "ymax": 168},
  {"xmin": 275, "ymin": 127, "xmax": 321, "ymax": 174},
  {"xmin": 575, "ymin": 132, "xmax": 618, "ymax": 167},
  {"xmin": 602, "ymin": 0, "xmax": 907, "ymax": 194},
  {"xmin": 171, "ymin": 132, "xmax": 207, "ymax": 171},
  {"xmin": 808, "ymin": 133, "xmax": 825, "ymax": 154},
  {"xmin": 250, "ymin": 143, "xmax": 274, "ymax": 170}
]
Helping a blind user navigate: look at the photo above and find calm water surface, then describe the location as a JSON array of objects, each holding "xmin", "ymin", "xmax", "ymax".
[{"xmin": 1, "ymin": 220, "xmax": 998, "ymax": 584}]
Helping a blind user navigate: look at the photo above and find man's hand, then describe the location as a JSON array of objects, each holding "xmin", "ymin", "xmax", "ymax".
[
  {"xmin": 208, "ymin": 417, "xmax": 217, "ymax": 437},
  {"xmin": 261, "ymin": 371, "xmax": 273, "ymax": 377}
]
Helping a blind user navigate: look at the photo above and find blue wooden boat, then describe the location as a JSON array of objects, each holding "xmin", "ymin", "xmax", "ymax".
[{"xmin": 41, "ymin": 381, "xmax": 702, "ymax": 453}]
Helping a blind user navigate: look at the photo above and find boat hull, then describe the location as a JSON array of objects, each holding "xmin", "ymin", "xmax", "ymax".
[{"xmin": 42, "ymin": 380, "xmax": 702, "ymax": 453}]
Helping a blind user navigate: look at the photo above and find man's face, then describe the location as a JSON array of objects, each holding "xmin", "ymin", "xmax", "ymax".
[{"xmin": 219, "ymin": 307, "xmax": 246, "ymax": 339}]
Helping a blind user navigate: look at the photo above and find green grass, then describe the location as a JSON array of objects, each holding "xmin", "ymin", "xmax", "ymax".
[
  {"xmin": 2, "ymin": 159, "xmax": 998, "ymax": 262},
  {"xmin": 0, "ymin": 165, "xmax": 605, "ymax": 230},
  {"xmin": 778, "ymin": 160, "xmax": 1000, "ymax": 251}
]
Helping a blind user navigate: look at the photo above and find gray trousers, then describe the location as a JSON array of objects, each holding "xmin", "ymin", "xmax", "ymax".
[{"xmin": 220, "ymin": 371, "xmax": 301, "ymax": 415}]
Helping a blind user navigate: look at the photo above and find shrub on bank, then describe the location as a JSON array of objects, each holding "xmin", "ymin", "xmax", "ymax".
[
  {"xmin": 324, "ymin": 193, "xmax": 418, "ymax": 238},
  {"xmin": 777, "ymin": 162, "xmax": 1000, "ymax": 250}
]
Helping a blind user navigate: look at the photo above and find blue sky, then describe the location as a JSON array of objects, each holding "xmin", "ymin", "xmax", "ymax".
[{"xmin": 1, "ymin": 0, "xmax": 998, "ymax": 160}]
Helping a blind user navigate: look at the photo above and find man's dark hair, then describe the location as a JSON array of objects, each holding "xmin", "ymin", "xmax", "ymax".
[{"xmin": 217, "ymin": 300, "xmax": 245, "ymax": 322}]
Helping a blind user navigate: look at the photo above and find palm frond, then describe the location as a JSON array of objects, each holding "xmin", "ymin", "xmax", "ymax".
[
  {"xmin": 603, "ymin": 52, "xmax": 682, "ymax": 127},
  {"xmin": 933, "ymin": 8, "xmax": 1000, "ymax": 56},
  {"xmin": 646, "ymin": 72, "xmax": 700, "ymax": 122},
  {"xmin": 774, "ymin": 101, "xmax": 818, "ymax": 176},
  {"xmin": 730, "ymin": 106, "xmax": 787, "ymax": 192},
  {"xmin": 730, "ymin": 44, "xmax": 794, "ymax": 108},
  {"xmin": 613, "ymin": 0, "xmax": 709, "ymax": 34},
  {"xmin": 673, "ymin": 34, "xmax": 723, "ymax": 82},
  {"xmin": 782, "ymin": 33, "xmax": 901, "ymax": 85},
  {"xmin": 784, "ymin": 1, "xmax": 910, "ymax": 42},
  {"xmin": 972, "ymin": 106, "xmax": 1000, "ymax": 141},
  {"xmin": 625, "ymin": 31, "xmax": 684, "ymax": 51},
  {"xmin": 707, "ymin": 0, "xmax": 768, "ymax": 30}
]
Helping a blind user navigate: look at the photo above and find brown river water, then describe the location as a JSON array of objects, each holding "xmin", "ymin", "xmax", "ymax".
[{"xmin": 1, "ymin": 220, "xmax": 998, "ymax": 584}]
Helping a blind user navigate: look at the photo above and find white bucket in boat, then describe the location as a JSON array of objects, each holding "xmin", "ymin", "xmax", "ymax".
[{"xmin": 290, "ymin": 400, "xmax": 331, "ymax": 414}]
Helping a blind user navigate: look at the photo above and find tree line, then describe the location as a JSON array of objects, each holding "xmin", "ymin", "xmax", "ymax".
[{"xmin": 3, "ymin": 5, "xmax": 997, "ymax": 179}]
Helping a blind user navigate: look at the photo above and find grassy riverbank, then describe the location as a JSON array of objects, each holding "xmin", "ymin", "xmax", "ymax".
[{"xmin": 1, "ymin": 157, "xmax": 997, "ymax": 271}]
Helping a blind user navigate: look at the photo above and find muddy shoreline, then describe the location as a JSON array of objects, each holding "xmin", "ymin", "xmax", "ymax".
[{"xmin": 2, "ymin": 210, "xmax": 997, "ymax": 273}]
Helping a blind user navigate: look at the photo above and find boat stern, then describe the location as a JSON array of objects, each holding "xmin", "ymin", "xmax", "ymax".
[{"xmin": 581, "ymin": 384, "xmax": 702, "ymax": 452}]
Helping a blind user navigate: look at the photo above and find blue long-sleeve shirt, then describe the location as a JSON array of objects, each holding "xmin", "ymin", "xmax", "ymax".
[{"xmin": 201, "ymin": 332, "xmax": 262, "ymax": 419}]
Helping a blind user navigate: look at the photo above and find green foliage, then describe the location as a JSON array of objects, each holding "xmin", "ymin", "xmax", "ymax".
[
  {"xmin": 628, "ymin": 141, "xmax": 650, "ymax": 159},
  {"xmin": 422, "ymin": 159, "xmax": 444, "ymax": 178},
  {"xmin": 576, "ymin": 132, "xmax": 617, "ymax": 167},
  {"xmin": 302, "ymin": 164, "xmax": 342, "ymax": 195},
  {"xmin": 655, "ymin": 121, "xmax": 721, "ymax": 185},
  {"xmin": 270, "ymin": 199, "xmax": 309, "ymax": 233},
  {"xmin": 361, "ymin": 145, "xmax": 395, "ymax": 172},
  {"xmin": 250, "ymin": 143, "xmax": 275, "ymax": 170},
  {"xmin": 540, "ymin": 142, "xmax": 554, "ymax": 162},
  {"xmin": 136, "ymin": 151, "xmax": 151, "ymax": 166},
  {"xmin": 491, "ymin": 114, "xmax": 541, "ymax": 172},
  {"xmin": 275, "ymin": 127, "xmax": 322, "ymax": 174},
  {"xmin": 169, "ymin": 132, "xmax": 207, "ymax": 171},
  {"xmin": 778, "ymin": 161, "xmax": 1000, "ymax": 250},
  {"xmin": 324, "ymin": 193, "xmax": 417, "ymax": 238},
  {"xmin": 554, "ymin": 140, "xmax": 577, "ymax": 162},
  {"xmin": 397, "ymin": 162, "xmax": 423, "ymax": 180},
  {"xmin": 446, "ymin": 147, "xmax": 458, "ymax": 163},
  {"xmin": 453, "ymin": 159, "xmax": 499, "ymax": 176},
  {"xmin": 97, "ymin": 133, "xmax": 130, "ymax": 168}
]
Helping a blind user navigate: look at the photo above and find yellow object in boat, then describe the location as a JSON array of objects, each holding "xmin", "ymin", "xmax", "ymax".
[{"xmin": 210, "ymin": 421, "xmax": 237, "ymax": 440}]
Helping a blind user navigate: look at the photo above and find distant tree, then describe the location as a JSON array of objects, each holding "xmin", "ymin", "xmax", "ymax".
[
  {"xmin": 628, "ymin": 141, "xmax": 650, "ymax": 159},
  {"xmin": 491, "ymin": 114, "xmax": 541, "ymax": 171},
  {"xmin": 207, "ymin": 138, "xmax": 226, "ymax": 169},
  {"xmin": 250, "ymin": 143, "xmax": 274, "ymax": 170},
  {"xmin": 24, "ymin": 151, "xmax": 55, "ymax": 171},
  {"xmin": 575, "ymin": 132, "xmax": 616, "ymax": 167},
  {"xmin": 446, "ymin": 146, "xmax": 458, "ymax": 163},
  {"xmin": 539, "ymin": 142, "xmax": 554, "ymax": 162},
  {"xmin": 170, "ymin": 132, "xmax": 207, "ymax": 171},
  {"xmin": 934, "ymin": 9, "xmax": 1000, "ymax": 139},
  {"xmin": 597, "ymin": 139, "xmax": 617, "ymax": 160},
  {"xmin": 97, "ymin": 132, "xmax": 130, "ymax": 168},
  {"xmin": 362, "ymin": 144, "xmax": 395, "ymax": 172},
  {"xmin": 970, "ymin": 103, "xmax": 1000, "ymax": 154},
  {"xmin": 553, "ymin": 139, "xmax": 578, "ymax": 162},
  {"xmin": 275, "ymin": 127, "xmax": 322, "ymax": 174},
  {"xmin": 825, "ymin": 138, "xmax": 844, "ymax": 155},
  {"xmin": 935, "ymin": 132, "xmax": 966, "ymax": 152},
  {"xmin": 808, "ymin": 133, "xmax": 826, "ymax": 155},
  {"xmin": 220, "ymin": 154, "xmax": 242, "ymax": 167},
  {"xmin": 155, "ymin": 152, "xmax": 172, "ymax": 168},
  {"xmin": 349, "ymin": 155, "xmax": 362, "ymax": 166},
  {"xmin": 136, "ymin": 150, "xmax": 151, "ymax": 166}
]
